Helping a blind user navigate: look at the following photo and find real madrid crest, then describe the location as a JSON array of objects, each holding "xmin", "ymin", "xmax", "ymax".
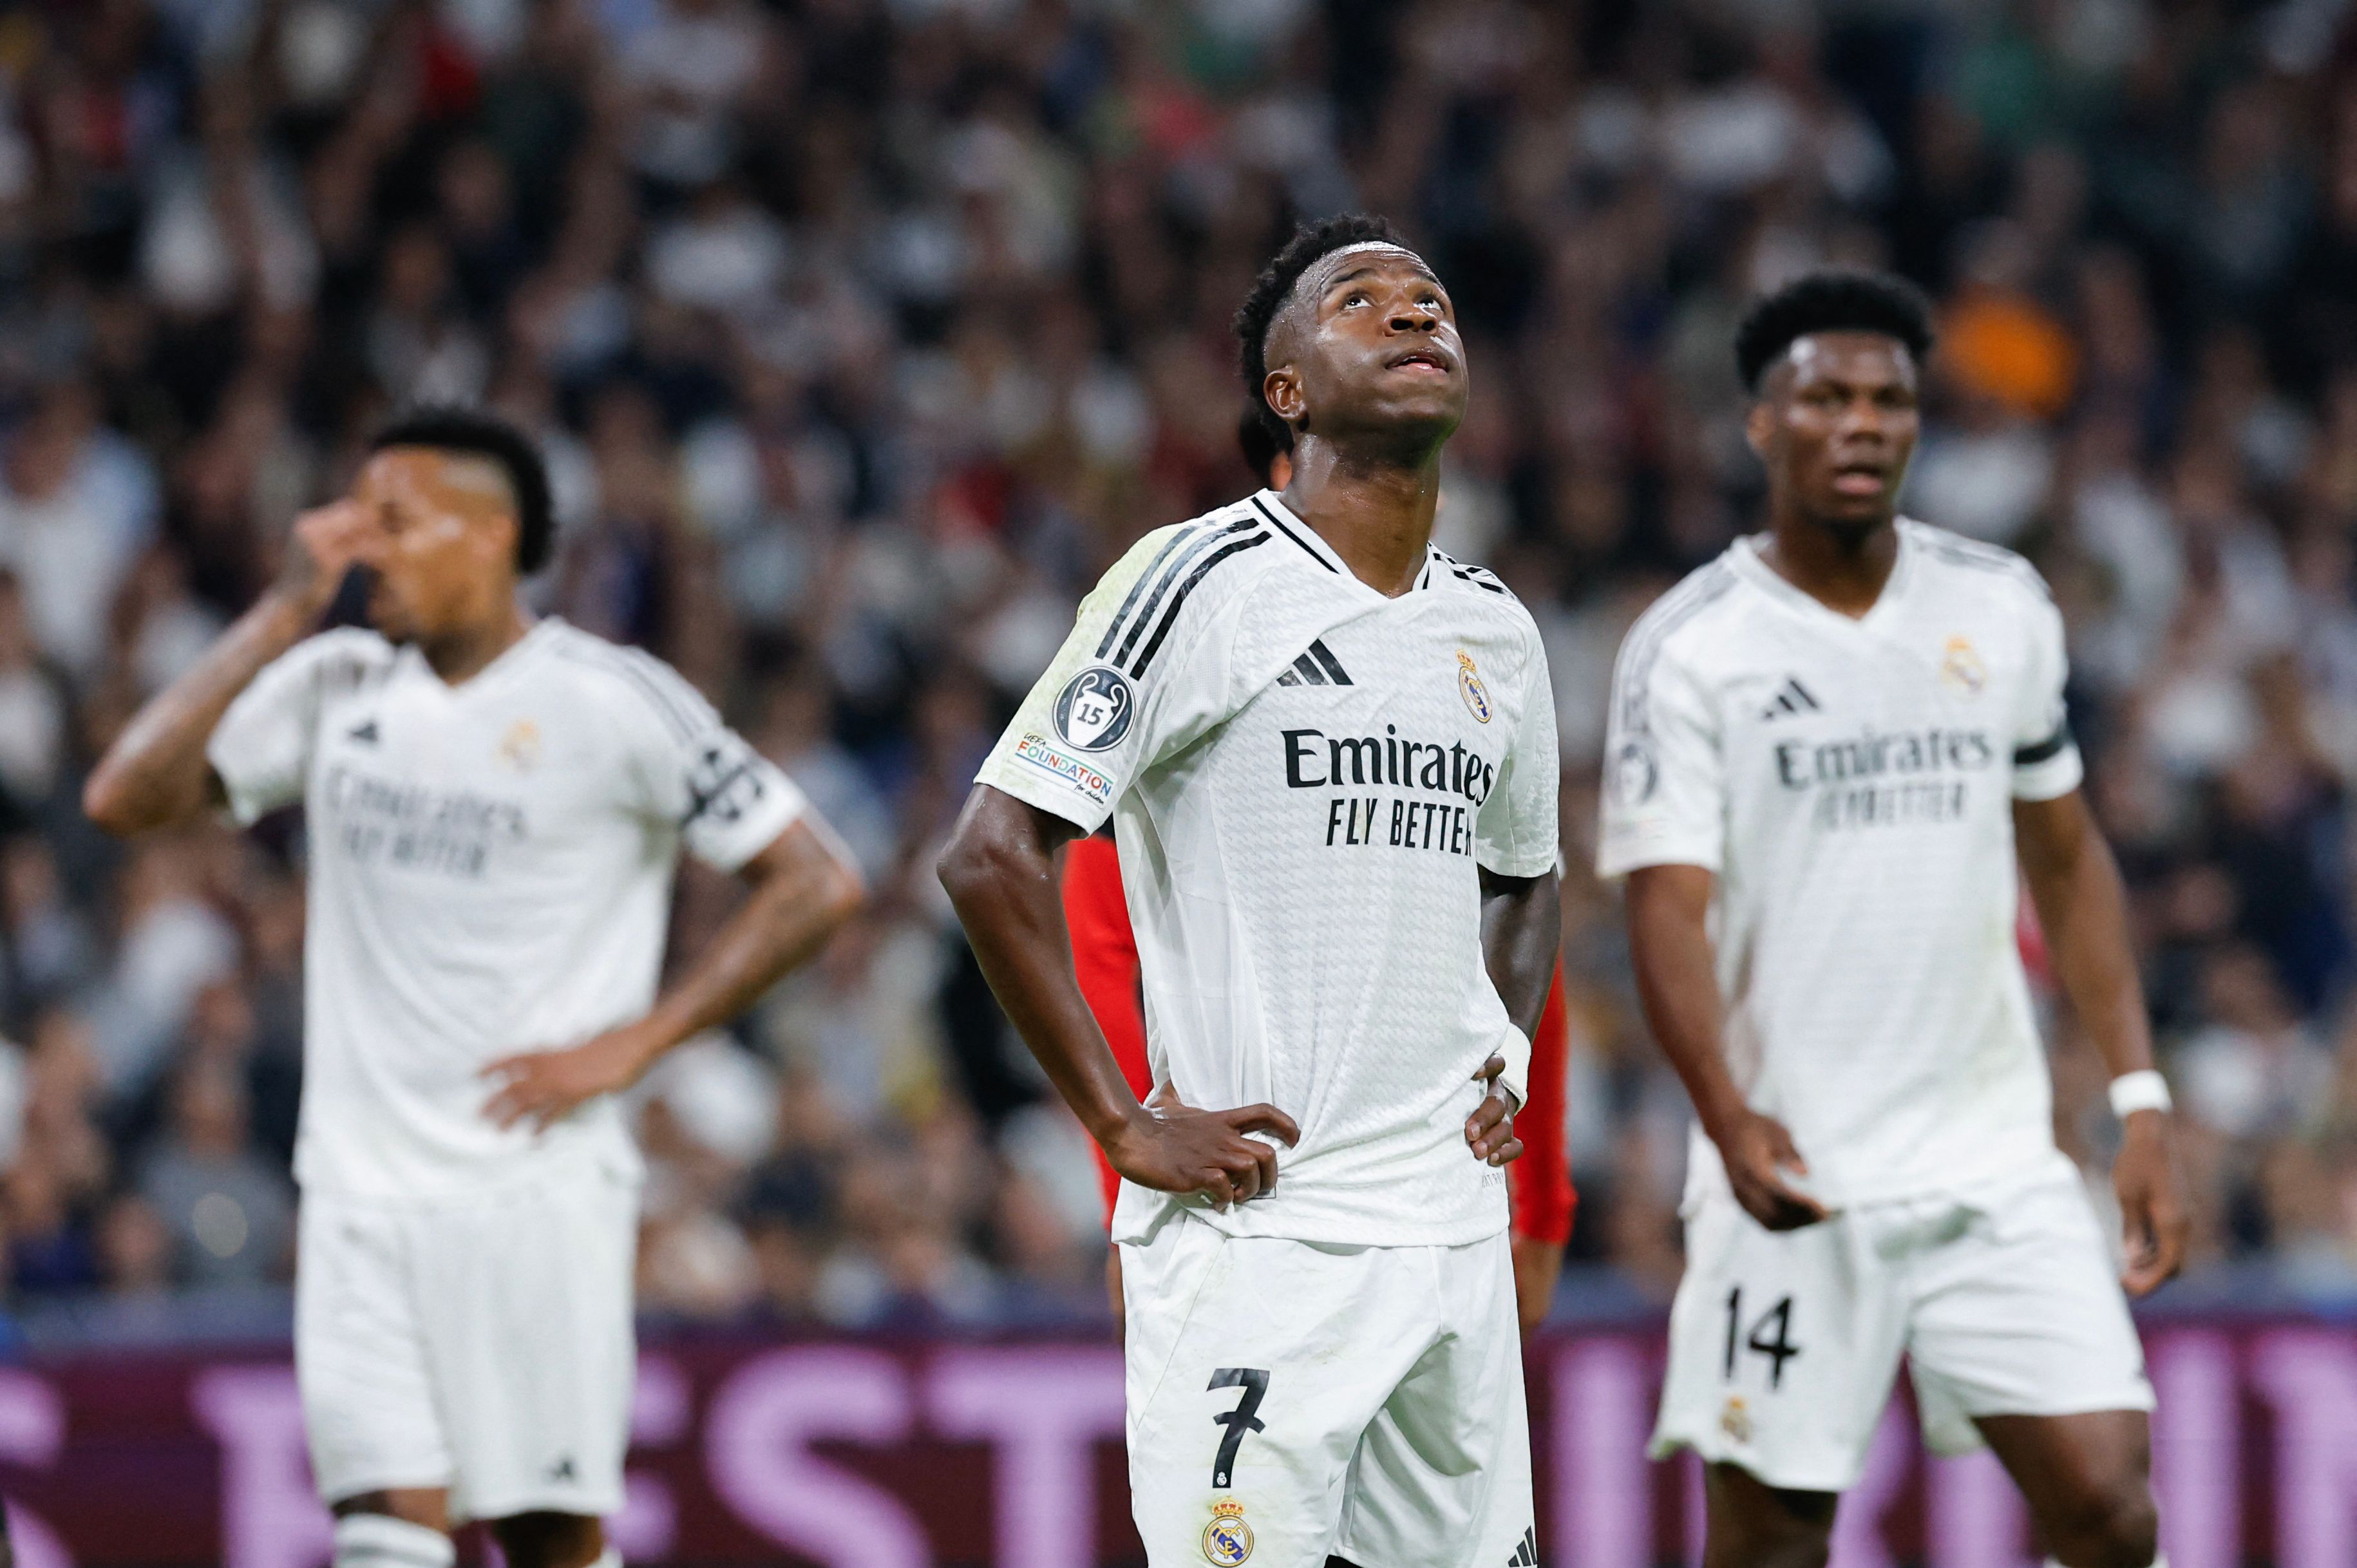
[
  {"xmin": 497, "ymin": 717, "xmax": 543, "ymax": 772},
  {"xmin": 1203, "ymin": 1499, "xmax": 1254, "ymax": 1567},
  {"xmin": 1939, "ymin": 635, "xmax": 1987, "ymax": 696},
  {"xmin": 1457, "ymin": 651, "xmax": 1492, "ymax": 723}
]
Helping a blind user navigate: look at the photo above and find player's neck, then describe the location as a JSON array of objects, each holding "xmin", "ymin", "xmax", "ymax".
[
  {"xmin": 1759, "ymin": 509, "xmax": 1900, "ymax": 620},
  {"xmin": 1280, "ymin": 442, "xmax": 1443, "ymax": 598},
  {"xmin": 415, "ymin": 601, "xmax": 534, "ymax": 686}
]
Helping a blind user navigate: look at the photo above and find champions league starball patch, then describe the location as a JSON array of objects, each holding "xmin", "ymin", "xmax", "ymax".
[
  {"xmin": 1053, "ymin": 665, "xmax": 1136, "ymax": 753},
  {"xmin": 1202, "ymin": 1499, "xmax": 1254, "ymax": 1566}
]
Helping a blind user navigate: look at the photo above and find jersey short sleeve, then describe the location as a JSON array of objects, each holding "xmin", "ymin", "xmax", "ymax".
[
  {"xmin": 207, "ymin": 629, "xmax": 389, "ymax": 826},
  {"xmin": 1475, "ymin": 630, "xmax": 1561, "ymax": 877},
  {"xmin": 611, "ymin": 651, "xmax": 807, "ymax": 873},
  {"xmin": 976, "ymin": 524, "xmax": 1242, "ymax": 833},
  {"xmin": 1596, "ymin": 629, "xmax": 1725, "ymax": 877},
  {"xmin": 2010, "ymin": 587, "xmax": 2083, "ymax": 802}
]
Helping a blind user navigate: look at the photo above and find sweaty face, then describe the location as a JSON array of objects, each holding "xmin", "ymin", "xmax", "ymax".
[
  {"xmin": 1750, "ymin": 332, "xmax": 1920, "ymax": 534},
  {"xmin": 353, "ymin": 448, "xmax": 517, "ymax": 643},
  {"xmin": 1265, "ymin": 245, "xmax": 1470, "ymax": 446}
]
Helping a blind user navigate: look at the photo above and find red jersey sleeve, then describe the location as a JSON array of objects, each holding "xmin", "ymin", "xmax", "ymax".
[
  {"xmin": 1063, "ymin": 833, "xmax": 1151, "ymax": 1226},
  {"xmin": 1506, "ymin": 967, "xmax": 1576, "ymax": 1245}
]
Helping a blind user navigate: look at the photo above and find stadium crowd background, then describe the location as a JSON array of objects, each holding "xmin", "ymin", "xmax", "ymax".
[{"xmin": 0, "ymin": 0, "xmax": 2351, "ymax": 1342}]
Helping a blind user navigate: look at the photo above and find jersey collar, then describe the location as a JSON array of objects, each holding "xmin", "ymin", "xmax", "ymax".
[
  {"xmin": 1248, "ymin": 490, "xmax": 1443, "ymax": 595},
  {"xmin": 1727, "ymin": 520, "xmax": 1919, "ymax": 632},
  {"xmin": 395, "ymin": 614, "xmax": 562, "ymax": 695}
]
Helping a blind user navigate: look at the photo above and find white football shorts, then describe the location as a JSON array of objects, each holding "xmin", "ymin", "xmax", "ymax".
[
  {"xmin": 1121, "ymin": 1213, "xmax": 1535, "ymax": 1568},
  {"xmin": 1654, "ymin": 1162, "xmax": 2154, "ymax": 1492},
  {"xmin": 295, "ymin": 1159, "xmax": 638, "ymax": 1523}
]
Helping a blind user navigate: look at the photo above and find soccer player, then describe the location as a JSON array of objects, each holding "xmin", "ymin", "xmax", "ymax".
[
  {"xmin": 84, "ymin": 408, "xmax": 864, "ymax": 1568},
  {"xmin": 940, "ymin": 214, "xmax": 1560, "ymax": 1567},
  {"xmin": 1065, "ymin": 408, "xmax": 1576, "ymax": 1334},
  {"xmin": 1598, "ymin": 272, "xmax": 2187, "ymax": 1568}
]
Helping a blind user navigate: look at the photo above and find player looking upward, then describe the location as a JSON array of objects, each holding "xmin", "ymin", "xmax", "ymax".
[
  {"xmin": 1600, "ymin": 272, "xmax": 2187, "ymax": 1568},
  {"xmin": 940, "ymin": 214, "xmax": 1560, "ymax": 1567},
  {"xmin": 1063, "ymin": 406, "xmax": 1576, "ymax": 1335},
  {"xmin": 84, "ymin": 408, "xmax": 864, "ymax": 1568}
]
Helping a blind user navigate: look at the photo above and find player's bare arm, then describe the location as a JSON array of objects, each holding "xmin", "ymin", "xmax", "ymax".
[
  {"xmin": 84, "ymin": 499, "xmax": 379, "ymax": 836},
  {"xmin": 937, "ymin": 784, "xmax": 1300, "ymax": 1211},
  {"xmin": 1468, "ymin": 865, "xmax": 1560, "ymax": 1165},
  {"xmin": 482, "ymin": 818, "xmax": 864, "ymax": 1129},
  {"xmin": 2014, "ymin": 789, "xmax": 2189, "ymax": 1294},
  {"xmin": 1625, "ymin": 862, "xmax": 1827, "ymax": 1231}
]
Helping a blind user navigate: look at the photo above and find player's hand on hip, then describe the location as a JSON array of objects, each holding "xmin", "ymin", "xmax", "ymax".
[
  {"xmin": 2114, "ymin": 1108, "xmax": 2189, "ymax": 1296},
  {"xmin": 274, "ymin": 498, "xmax": 381, "ymax": 616},
  {"xmin": 1718, "ymin": 1110, "xmax": 1829, "ymax": 1231},
  {"xmin": 481, "ymin": 1025, "xmax": 661, "ymax": 1133},
  {"xmin": 1466, "ymin": 1053, "xmax": 1524, "ymax": 1166},
  {"xmin": 1106, "ymin": 1083, "xmax": 1300, "ymax": 1212}
]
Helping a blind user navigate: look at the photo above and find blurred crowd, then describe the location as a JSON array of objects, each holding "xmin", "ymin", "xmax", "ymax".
[{"xmin": 0, "ymin": 0, "xmax": 2354, "ymax": 1339}]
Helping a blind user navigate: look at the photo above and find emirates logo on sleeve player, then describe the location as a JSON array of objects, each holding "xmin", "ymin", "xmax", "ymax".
[{"xmin": 1054, "ymin": 666, "xmax": 1137, "ymax": 752}]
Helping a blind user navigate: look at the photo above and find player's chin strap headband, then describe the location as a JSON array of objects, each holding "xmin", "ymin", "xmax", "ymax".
[{"xmin": 2107, "ymin": 1069, "xmax": 2173, "ymax": 1120}]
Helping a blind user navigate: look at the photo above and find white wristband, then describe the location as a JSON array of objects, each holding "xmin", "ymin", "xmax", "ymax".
[{"xmin": 2108, "ymin": 1070, "xmax": 2173, "ymax": 1119}]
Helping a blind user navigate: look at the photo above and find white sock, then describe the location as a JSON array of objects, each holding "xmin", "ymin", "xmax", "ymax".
[
  {"xmin": 334, "ymin": 1515, "xmax": 455, "ymax": 1568},
  {"xmin": 587, "ymin": 1551, "xmax": 621, "ymax": 1568}
]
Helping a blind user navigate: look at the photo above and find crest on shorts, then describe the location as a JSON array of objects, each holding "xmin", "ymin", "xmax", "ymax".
[
  {"xmin": 497, "ymin": 718, "xmax": 542, "ymax": 772},
  {"xmin": 1203, "ymin": 1499, "xmax": 1254, "ymax": 1567},
  {"xmin": 1939, "ymin": 636, "xmax": 1987, "ymax": 696},
  {"xmin": 1458, "ymin": 651, "xmax": 1493, "ymax": 723},
  {"xmin": 1054, "ymin": 666, "xmax": 1135, "ymax": 753},
  {"xmin": 1719, "ymin": 1395, "xmax": 1753, "ymax": 1443}
]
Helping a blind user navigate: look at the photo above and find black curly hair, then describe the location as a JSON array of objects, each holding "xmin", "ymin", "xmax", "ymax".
[
  {"xmin": 368, "ymin": 404, "xmax": 556, "ymax": 574},
  {"xmin": 1734, "ymin": 270, "xmax": 1936, "ymax": 393},
  {"xmin": 1232, "ymin": 213, "xmax": 1412, "ymax": 443}
]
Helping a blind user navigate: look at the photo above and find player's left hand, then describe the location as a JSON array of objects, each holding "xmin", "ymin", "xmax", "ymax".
[
  {"xmin": 1466, "ymin": 1053, "xmax": 1524, "ymax": 1166},
  {"xmin": 482, "ymin": 1025, "xmax": 663, "ymax": 1132},
  {"xmin": 2114, "ymin": 1108, "xmax": 2188, "ymax": 1296}
]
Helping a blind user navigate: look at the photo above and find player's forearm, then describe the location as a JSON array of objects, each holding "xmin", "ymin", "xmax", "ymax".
[
  {"xmin": 1624, "ymin": 864, "xmax": 1750, "ymax": 1141},
  {"xmin": 2015, "ymin": 794, "xmax": 2155, "ymax": 1077},
  {"xmin": 83, "ymin": 589, "xmax": 317, "ymax": 835},
  {"xmin": 939, "ymin": 788, "xmax": 1146, "ymax": 1147},
  {"xmin": 636, "ymin": 820, "xmax": 865, "ymax": 1060},
  {"xmin": 1479, "ymin": 868, "xmax": 1561, "ymax": 1039}
]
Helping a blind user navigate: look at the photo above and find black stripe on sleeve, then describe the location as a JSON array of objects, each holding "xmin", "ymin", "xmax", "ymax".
[
  {"xmin": 1110, "ymin": 520, "xmax": 1260, "ymax": 669},
  {"xmin": 2013, "ymin": 724, "xmax": 2073, "ymax": 767},
  {"xmin": 1128, "ymin": 534, "xmax": 1272, "ymax": 677},
  {"xmin": 1095, "ymin": 525, "xmax": 1204, "ymax": 660}
]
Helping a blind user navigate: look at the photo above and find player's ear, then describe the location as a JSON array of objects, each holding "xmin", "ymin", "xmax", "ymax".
[
  {"xmin": 1743, "ymin": 397, "xmax": 1775, "ymax": 462},
  {"xmin": 1262, "ymin": 364, "xmax": 1306, "ymax": 428}
]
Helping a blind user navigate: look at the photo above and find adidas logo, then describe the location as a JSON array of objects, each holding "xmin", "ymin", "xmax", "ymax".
[
  {"xmin": 546, "ymin": 1455, "xmax": 576, "ymax": 1482},
  {"xmin": 1506, "ymin": 1524, "xmax": 1538, "ymax": 1567},
  {"xmin": 1759, "ymin": 677, "xmax": 1821, "ymax": 721},
  {"xmin": 346, "ymin": 719, "xmax": 380, "ymax": 744},
  {"xmin": 1274, "ymin": 639, "xmax": 1354, "ymax": 688}
]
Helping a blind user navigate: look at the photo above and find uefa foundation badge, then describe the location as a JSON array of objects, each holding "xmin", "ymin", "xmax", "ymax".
[
  {"xmin": 1203, "ymin": 1498, "xmax": 1254, "ymax": 1566},
  {"xmin": 1457, "ymin": 650, "xmax": 1493, "ymax": 723}
]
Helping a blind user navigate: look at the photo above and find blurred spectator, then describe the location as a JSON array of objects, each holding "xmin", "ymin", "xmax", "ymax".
[{"xmin": 136, "ymin": 1063, "xmax": 292, "ymax": 1288}]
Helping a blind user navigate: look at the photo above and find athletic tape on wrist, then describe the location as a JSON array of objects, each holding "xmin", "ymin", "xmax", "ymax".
[{"xmin": 2108, "ymin": 1069, "xmax": 2173, "ymax": 1120}]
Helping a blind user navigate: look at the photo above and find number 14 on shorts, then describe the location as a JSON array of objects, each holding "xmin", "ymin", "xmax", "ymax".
[{"xmin": 1723, "ymin": 1288, "xmax": 1802, "ymax": 1388}]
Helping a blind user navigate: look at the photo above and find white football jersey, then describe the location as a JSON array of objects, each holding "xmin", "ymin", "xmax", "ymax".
[
  {"xmin": 978, "ymin": 491, "xmax": 1560, "ymax": 1247},
  {"xmin": 1597, "ymin": 520, "xmax": 2083, "ymax": 1210},
  {"xmin": 209, "ymin": 618, "xmax": 805, "ymax": 1204}
]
